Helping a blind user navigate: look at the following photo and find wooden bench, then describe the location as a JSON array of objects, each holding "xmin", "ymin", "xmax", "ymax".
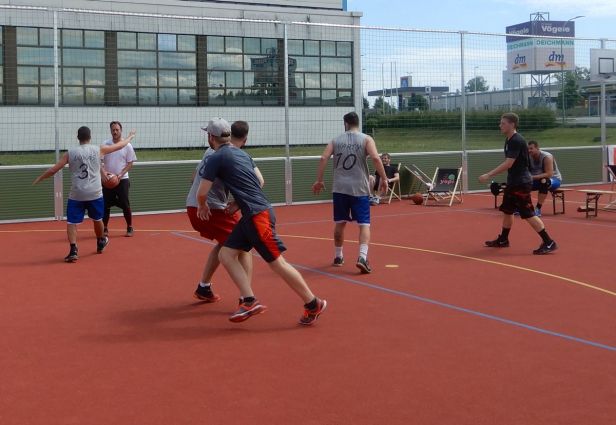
[
  {"xmin": 577, "ymin": 189, "xmax": 616, "ymax": 218},
  {"xmin": 550, "ymin": 188, "xmax": 573, "ymax": 215}
]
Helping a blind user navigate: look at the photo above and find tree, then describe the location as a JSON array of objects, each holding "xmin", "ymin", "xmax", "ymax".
[
  {"xmin": 465, "ymin": 76, "xmax": 489, "ymax": 92},
  {"xmin": 556, "ymin": 72, "xmax": 582, "ymax": 110},
  {"xmin": 373, "ymin": 96, "xmax": 396, "ymax": 114},
  {"xmin": 554, "ymin": 66, "xmax": 590, "ymax": 84},
  {"xmin": 362, "ymin": 96, "xmax": 370, "ymax": 110},
  {"xmin": 406, "ymin": 94, "xmax": 428, "ymax": 111}
]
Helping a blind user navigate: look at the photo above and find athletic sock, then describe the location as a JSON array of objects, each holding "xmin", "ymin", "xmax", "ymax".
[
  {"xmin": 69, "ymin": 243, "xmax": 77, "ymax": 252},
  {"xmin": 500, "ymin": 228, "xmax": 511, "ymax": 240},
  {"xmin": 199, "ymin": 282, "xmax": 211, "ymax": 288},
  {"xmin": 538, "ymin": 229, "xmax": 552, "ymax": 244},
  {"xmin": 359, "ymin": 243, "xmax": 368, "ymax": 260},
  {"xmin": 335, "ymin": 246, "xmax": 343, "ymax": 258},
  {"xmin": 241, "ymin": 296, "xmax": 255, "ymax": 304},
  {"xmin": 304, "ymin": 298, "xmax": 318, "ymax": 310}
]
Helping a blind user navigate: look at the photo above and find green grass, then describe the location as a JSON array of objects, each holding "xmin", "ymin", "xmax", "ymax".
[{"xmin": 1, "ymin": 126, "xmax": 609, "ymax": 166}]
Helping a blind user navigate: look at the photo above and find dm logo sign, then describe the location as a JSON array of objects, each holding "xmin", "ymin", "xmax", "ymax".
[
  {"xmin": 544, "ymin": 50, "xmax": 566, "ymax": 68},
  {"xmin": 512, "ymin": 53, "xmax": 528, "ymax": 70}
]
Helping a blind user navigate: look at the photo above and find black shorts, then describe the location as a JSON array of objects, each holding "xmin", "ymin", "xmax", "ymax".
[
  {"xmin": 103, "ymin": 178, "xmax": 131, "ymax": 210},
  {"xmin": 500, "ymin": 183, "xmax": 534, "ymax": 218}
]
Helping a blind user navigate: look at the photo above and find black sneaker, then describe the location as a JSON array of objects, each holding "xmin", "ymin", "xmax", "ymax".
[
  {"xmin": 97, "ymin": 236, "xmax": 109, "ymax": 254},
  {"xmin": 64, "ymin": 248, "xmax": 78, "ymax": 263},
  {"xmin": 126, "ymin": 227, "xmax": 134, "ymax": 237},
  {"xmin": 333, "ymin": 257, "xmax": 344, "ymax": 267},
  {"xmin": 533, "ymin": 240, "xmax": 558, "ymax": 255},
  {"xmin": 299, "ymin": 298, "xmax": 328, "ymax": 326},
  {"xmin": 356, "ymin": 257, "xmax": 372, "ymax": 274},
  {"xmin": 193, "ymin": 284, "xmax": 222, "ymax": 303},
  {"xmin": 485, "ymin": 237, "xmax": 510, "ymax": 248}
]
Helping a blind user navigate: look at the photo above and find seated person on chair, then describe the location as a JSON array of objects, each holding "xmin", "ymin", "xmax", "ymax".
[
  {"xmin": 369, "ymin": 153, "xmax": 399, "ymax": 205},
  {"xmin": 528, "ymin": 140, "xmax": 562, "ymax": 217}
]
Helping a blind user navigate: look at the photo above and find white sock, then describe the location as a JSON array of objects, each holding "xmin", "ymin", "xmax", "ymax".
[
  {"xmin": 359, "ymin": 244, "xmax": 368, "ymax": 260},
  {"xmin": 335, "ymin": 246, "xmax": 343, "ymax": 258},
  {"xmin": 199, "ymin": 282, "xmax": 211, "ymax": 288}
]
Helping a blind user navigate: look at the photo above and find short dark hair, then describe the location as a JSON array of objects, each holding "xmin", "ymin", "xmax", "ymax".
[
  {"xmin": 77, "ymin": 126, "xmax": 91, "ymax": 142},
  {"xmin": 109, "ymin": 121, "xmax": 122, "ymax": 129},
  {"xmin": 528, "ymin": 140, "xmax": 539, "ymax": 148},
  {"xmin": 231, "ymin": 121, "xmax": 249, "ymax": 139},
  {"xmin": 501, "ymin": 112, "xmax": 519, "ymax": 129},
  {"xmin": 381, "ymin": 153, "xmax": 391, "ymax": 159},
  {"xmin": 343, "ymin": 111, "xmax": 360, "ymax": 127}
]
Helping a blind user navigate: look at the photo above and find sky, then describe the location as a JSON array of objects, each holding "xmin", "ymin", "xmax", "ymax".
[{"xmin": 347, "ymin": 0, "xmax": 616, "ymax": 39}]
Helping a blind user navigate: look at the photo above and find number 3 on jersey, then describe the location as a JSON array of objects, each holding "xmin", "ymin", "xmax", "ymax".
[{"xmin": 334, "ymin": 153, "xmax": 357, "ymax": 170}]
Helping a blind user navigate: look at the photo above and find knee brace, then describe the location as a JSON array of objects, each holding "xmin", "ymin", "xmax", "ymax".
[{"xmin": 538, "ymin": 178, "xmax": 551, "ymax": 194}]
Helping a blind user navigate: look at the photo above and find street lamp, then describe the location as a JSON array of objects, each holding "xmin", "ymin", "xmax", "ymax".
[
  {"xmin": 474, "ymin": 66, "xmax": 479, "ymax": 109},
  {"xmin": 560, "ymin": 15, "xmax": 584, "ymax": 124}
]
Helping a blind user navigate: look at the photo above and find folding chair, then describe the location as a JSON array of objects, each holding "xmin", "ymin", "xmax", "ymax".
[
  {"xmin": 404, "ymin": 164, "xmax": 433, "ymax": 196},
  {"xmin": 386, "ymin": 163, "xmax": 402, "ymax": 204},
  {"xmin": 606, "ymin": 165, "xmax": 616, "ymax": 210},
  {"xmin": 425, "ymin": 167, "xmax": 463, "ymax": 206}
]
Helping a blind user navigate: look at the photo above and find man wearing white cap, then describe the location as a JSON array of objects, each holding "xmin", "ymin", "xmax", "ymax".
[{"xmin": 196, "ymin": 118, "xmax": 327, "ymax": 325}]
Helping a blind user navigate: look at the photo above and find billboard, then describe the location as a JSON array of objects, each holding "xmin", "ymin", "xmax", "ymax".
[{"xmin": 506, "ymin": 21, "xmax": 575, "ymax": 74}]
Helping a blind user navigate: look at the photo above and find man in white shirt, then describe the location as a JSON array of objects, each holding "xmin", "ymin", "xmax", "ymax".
[{"xmin": 101, "ymin": 121, "xmax": 137, "ymax": 237}]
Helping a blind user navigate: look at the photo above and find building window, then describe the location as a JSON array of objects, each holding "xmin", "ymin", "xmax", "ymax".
[
  {"xmin": 15, "ymin": 27, "xmax": 54, "ymax": 105},
  {"xmin": 117, "ymin": 32, "xmax": 197, "ymax": 106},
  {"xmin": 61, "ymin": 29, "xmax": 105, "ymax": 105},
  {"xmin": 0, "ymin": 26, "xmax": 3, "ymax": 104}
]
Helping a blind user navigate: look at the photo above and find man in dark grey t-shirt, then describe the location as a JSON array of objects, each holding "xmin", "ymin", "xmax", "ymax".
[{"xmin": 478, "ymin": 112, "xmax": 558, "ymax": 255}]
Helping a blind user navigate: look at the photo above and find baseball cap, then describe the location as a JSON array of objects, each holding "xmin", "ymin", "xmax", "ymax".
[{"xmin": 201, "ymin": 118, "xmax": 231, "ymax": 137}]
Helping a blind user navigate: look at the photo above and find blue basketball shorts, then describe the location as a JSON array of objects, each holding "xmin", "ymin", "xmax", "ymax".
[
  {"xmin": 66, "ymin": 197, "xmax": 105, "ymax": 224},
  {"xmin": 332, "ymin": 192, "xmax": 371, "ymax": 225}
]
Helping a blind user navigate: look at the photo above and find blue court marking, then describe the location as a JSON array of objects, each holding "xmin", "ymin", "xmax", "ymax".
[{"xmin": 172, "ymin": 231, "xmax": 616, "ymax": 353}]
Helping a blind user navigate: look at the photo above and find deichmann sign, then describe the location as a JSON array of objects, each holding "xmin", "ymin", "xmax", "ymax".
[{"xmin": 506, "ymin": 21, "xmax": 575, "ymax": 73}]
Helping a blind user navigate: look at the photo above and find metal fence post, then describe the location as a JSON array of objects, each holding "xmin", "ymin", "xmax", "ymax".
[
  {"xmin": 283, "ymin": 23, "xmax": 292, "ymax": 205},
  {"xmin": 53, "ymin": 9, "xmax": 63, "ymax": 220},
  {"xmin": 460, "ymin": 31, "xmax": 468, "ymax": 193},
  {"xmin": 600, "ymin": 38, "xmax": 608, "ymax": 183}
]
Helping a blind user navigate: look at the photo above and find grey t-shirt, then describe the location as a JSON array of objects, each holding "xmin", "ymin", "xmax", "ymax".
[
  {"xmin": 530, "ymin": 150, "xmax": 562, "ymax": 181},
  {"xmin": 331, "ymin": 131, "xmax": 371, "ymax": 196},
  {"xmin": 67, "ymin": 143, "xmax": 103, "ymax": 201},
  {"xmin": 186, "ymin": 148, "xmax": 228, "ymax": 209}
]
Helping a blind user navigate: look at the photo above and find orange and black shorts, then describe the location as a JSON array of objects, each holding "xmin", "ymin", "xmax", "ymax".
[
  {"xmin": 499, "ymin": 183, "xmax": 535, "ymax": 219},
  {"xmin": 224, "ymin": 208, "xmax": 287, "ymax": 263},
  {"xmin": 187, "ymin": 207, "xmax": 240, "ymax": 244}
]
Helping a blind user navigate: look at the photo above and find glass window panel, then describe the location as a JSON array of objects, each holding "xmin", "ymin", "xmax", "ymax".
[
  {"xmin": 138, "ymin": 88, "xmax": 157, "ymax": 105},
  {"xmin": 226, "ymin": 88, "xmax": 244, "ymax": 105},
  {"xmin": 304, "ymin": 40, "xmax": 319, "ymax": 56},
  {"xmin": 208, "ymin": 89, "xmax": 225, "ymax": 105},
  {"xmin": 244, "ymin": 72, "xmax": 255, "ymax": 87},
  {"xmin": 40, "ymin": 67, "xmax": 54, "ymax": 85},
  {"xmin": 0, "ymin": 28, "xmax": 3, "ymax": 44},
  {"xmin": 179, "ymin": 88, "xmax": 196, "ymax": 105},
  {"xmin": 321, "ymin": 57, "xmax": 352, "ymax": 73},
  {"xmin": 119, "ymin": 88, "xmax": 137, "ymax": 105},
  {"xmin": 321, "ymin": 74, "xmax": 336, "ymax": 88},
  {"xmin": 0, "ymin": 48, "xmax": 2, "ymax": 65},
  {"xmin": 159, "ymin": 70, "xmax": 177, "ymax": 87},
  {"xmin": 208, "ymin": 54, "xmax": 243, "ymax": 70},
  {"xmin": 178, "ymin": 35, "xmax": 195, "ymax": 52},
  {"xmin": 63, "ymin": 49, "xmax": 105, "ymax": 67},
  {"xmin": 208, "ymin": 71, "xmax": 224, "ymax": 88},
  {"xmin": 86, "ymin": 87, "xmax": 104, "ymax": 104},
  {"xmin": 18, "ymin": 67, "xmax": 39, "ymax": 85},
  {"xmin": 292, "ymin": 73, "xmax": 304, "ymax": 89},
  {"xmin": 225, "ymin": 37, "xmax": 242, "ymax": 53},
  {"xmin": 40, "ymin": 87, "xmax": 54, "ymax": 105},
  {"xmin": 0, "ymin": 87, "xmax": 4, "ymax": 104},
  {"xmin": 84, "ymin": 31, "xmax": 104, "ymax": 48},
  {"xmin": 337, "ymin": 91, "xmax": 353, "ymax": 105},
  {"xmin": 288, "ymin": 40, "xmax": 303, "ymax": 55},
  {"xmin": 39, "ymin": 28, "xmax": 54, "ymax": 47},
  {"xmin": 16, "ymin": 28, "xmax": 38, "ymax": 45},
  {"xmin": 158, "ymin": 34, "xmax": 177, "ymax": 51},
  {"xmin": 322, "ymin": 89, "xmax": 337, "ymax": 105},
  {"xmin": 117, "ymin": 32, "xmax": 136, "ymax": 50},
  {"xmin": 63, "ymin": 86, "xmax": 83, "ymax": 105},
  {"xmin": 159, "ymin": 88, "xmax": 177, "ymax": 105},
  {"xmin": 63, "ymin": 68, "xmax": 83, "ymax": 85},
  {"xmin": 17, "ymin": 47, "xmax": 54, "ymax": 66},
  {"xmin": 178, "ymin": 71, "xmax": 196, "ymax": 86},
  {"xmin": 246, "ymin": 55, "xmax": 278, "ymax": 72},
  {"xmin": 85, "ymin": 68, "xmax": 105, "ymax": 86},
  {"xmin": 62, "ymin": 30, "xmax": 82, "ymax": 48},
  {"xmin": 159, "ymin": 52, "xmax": 196, "ymax": 69},
  {"xmin": 207, "ymin": 36, "xmax": 224, "ymax": 53},
  {"xmin": 305, "ymin": 73, "xmax": 320, "ymax": 89},
  {"xmin": 243, "ymin": 38, "xmax": 260, "ymax": 54},
  {"xmin": 138, "ymin": 69, "xmax": 157, "ymax": 86},
  {"xmin": 337, "ymin": 41, "xmax": 352, "ymax": 57},
  {"xmin": 138, "ymin": 33, "xmax": 156, "ymax": 50},
  {"xmin": 261, "ymin": 38, "xmax": 277, "ymax": 55},
  {"xmin": 0, "ymin": 66, "xmax": 3, "ymax": 85},
  {"xmin": 118, "ymin": 69, "xmax": 137, "ymax": 86},
  {"xmin": 321, "ymin": 41, "xmax": 336, "ymax": 56},
  {"xmin": 337, "ymin": 73, "xmax": 352, "ymax": 89},
  {"xmin": 226, "ymin": 71, "xmax": 242, "ymax": 87},
  {"xmin": 290, "ymin": 89, "xmax": 304, "ymax": 105},
  {"xmin": 18, "ymin": 86, "xmax": 38, "ymax": 104},
  {"xmin": 118, "ymin": 51, "xmax": 157, "ymax": 68},
  {"xmin": 295, "ymin": 56, "xmax": 319, "ymax": 72},
  {"xmin": 305, "ymin": 89, "xmax": 320, "ymax": 105}
]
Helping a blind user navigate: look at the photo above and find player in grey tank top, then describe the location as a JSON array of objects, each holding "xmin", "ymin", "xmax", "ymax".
[
  {"xmin": 33, "ymin": 126, "xmax": 136, "ymax": 262},
  {"xmin": 313, "ymin": 112, "xmax": 388, "ymax": 274},
  {"xmin": 528, "ymin": 140, "xmax": 563, "ymax": 216}
]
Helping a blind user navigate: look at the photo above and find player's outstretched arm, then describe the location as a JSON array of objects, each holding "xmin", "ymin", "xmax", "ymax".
[
  {"xmin": 254, "ymin": 166, "xmax": 265, "ymax": 188},
  {"xmin": 33, "ymin": 153, "xmax": 69, "ymax": 185},
  {"xmin": 100, "ymin": 129, "xmax": 136, "ymax": 155},
  {"xmin": 312, "ymin": 142, "xmax": 333, "ymax": 194}
]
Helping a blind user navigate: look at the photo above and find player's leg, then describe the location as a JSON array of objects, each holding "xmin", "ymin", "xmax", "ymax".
[
  {"xmin": 194, "ymin": 244, "xmax": 223, "ymax": 302},
  {"xmin": 65, "ymin": 199, "xmax": 86, "ymax": 262},
  {"xmin": 486, "ymin": 187, "xmax": 516, "ymax": 247},
  {"xmin": 115, "ymin": 180, "xmax": 133, "ymax": 236},
  {"xmin": 516, "ymin": 184, "xmax": 557, "ymax": 254},
  {"xmin": 351, "ymin": 195, "xmax": 372, "ymax": 273},
  {"xmin": 102, "ymin": 187, "xmax": 114, "ymax": 236},
  {"xmin": 332, "ymin": 193, "xmax": 351, "ymax": 265},
  {"xmin": 535, "ymin": 178, "xmax": 551, "ymax": 216},
  {"xmin": 86, "ymin": 197, "xmax": 109, "ymax": 253}
]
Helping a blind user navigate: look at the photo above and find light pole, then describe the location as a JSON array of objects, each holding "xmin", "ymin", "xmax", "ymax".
[
  {"xmin": 560, "ymin": 15, "xmax": 584, "ymax": 124},
  {"xmin": 474, "ymin": 66, "xmax": 479, "ymax": 109}
]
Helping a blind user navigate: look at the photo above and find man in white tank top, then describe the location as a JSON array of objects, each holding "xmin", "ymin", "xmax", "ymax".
[
  {"xmin": 33, "ymin": 126, "xmax": 136, "ymax": 262},
  {"xmin": 528, "ymin": 140, "xmax": 562, "ymax": 217},
  {"xmin": 313, "ymin": 112, "xmax": 388, "ymax": 274}
]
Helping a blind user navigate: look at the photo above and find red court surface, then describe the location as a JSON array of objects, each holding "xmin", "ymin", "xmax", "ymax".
[{"xmin": 1, "ymin": 189, "xmax": 615, "ymax": 425}]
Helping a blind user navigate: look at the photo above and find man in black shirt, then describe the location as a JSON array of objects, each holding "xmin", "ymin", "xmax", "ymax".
[
  {"xmin": 369, "ymin": 153, "xmax": 399, "ymax": 205},
  {"xmin": 478, "ymin": 112, "xmax": 557, "ymax": 255}
]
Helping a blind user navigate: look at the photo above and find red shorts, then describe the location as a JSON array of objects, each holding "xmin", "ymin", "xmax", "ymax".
[{"xmin": 186, "ymin": 207, "xmax": 240, "ymax": 244}]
